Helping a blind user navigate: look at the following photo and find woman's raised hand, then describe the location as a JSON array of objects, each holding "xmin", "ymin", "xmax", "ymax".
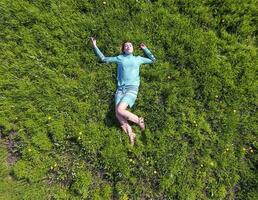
[
  {"xmin": 140, "ymin": 43, "xmax": 147, "ymax": 49},
  {"xmin": 90, "ymin": 37, "xmax": 97, "ymax": 47}
]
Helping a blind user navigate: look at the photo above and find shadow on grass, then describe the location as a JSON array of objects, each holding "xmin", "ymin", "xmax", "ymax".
[{"xmin": 104, "ymin": 97, "xmax": 118, "ymax": 129}]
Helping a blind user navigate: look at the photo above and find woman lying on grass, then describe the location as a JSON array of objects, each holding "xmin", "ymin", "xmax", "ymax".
[{"xmin": 91, "ymin": 37, "xmax": 156, "ymax": 145}]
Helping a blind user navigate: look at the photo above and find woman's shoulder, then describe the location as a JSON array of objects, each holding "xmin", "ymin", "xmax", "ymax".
[{"xmin": 135, "ymin": 55, "xmax": 144, "ymax": 60}]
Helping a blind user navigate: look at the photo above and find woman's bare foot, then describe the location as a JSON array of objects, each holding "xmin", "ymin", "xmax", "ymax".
[
  {"xmin": 138, "ymin": 117, "xmax": 145, "ymax": 131},
  {"xmin": 128, "ymin": 132, "xmax": 136, "ymax": 146},
  {"xmin": 121, "ymin": 124, "xmax": 135, "ymax": 145}
]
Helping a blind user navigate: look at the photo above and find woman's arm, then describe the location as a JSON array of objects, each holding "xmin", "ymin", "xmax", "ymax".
[
  {"xmin": 91, "ymin": 37, "xmax": 118, "ymax": 63},
  {"xmin": 139, "ymin": 43, "xmax": 156, "ymax": 64}
]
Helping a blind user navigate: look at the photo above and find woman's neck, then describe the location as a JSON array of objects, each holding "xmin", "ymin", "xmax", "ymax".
[{"xmin": 123, "ymin": 52, "xmax": 133, "ymax": 56}]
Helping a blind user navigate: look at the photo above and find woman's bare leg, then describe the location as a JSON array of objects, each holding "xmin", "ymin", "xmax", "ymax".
[
  {"xmin": 116, "ymin": 102, "xmax": 139, "ymax": 123},
  {"xmin": 115, "ymin": 111, "xmax": 132, "ymax": 134},
  {"xmin": 116, "ymin": 102, "xmax": 145, "ymax": 131},
  {"xmin": 115, "ymin": 104, "xmax": 136, "ymax": 145}
]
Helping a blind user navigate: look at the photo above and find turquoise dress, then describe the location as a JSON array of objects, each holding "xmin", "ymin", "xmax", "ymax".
[{"xmin": 93, "ymin": 45, "xmax": 156, "ymax": 107}]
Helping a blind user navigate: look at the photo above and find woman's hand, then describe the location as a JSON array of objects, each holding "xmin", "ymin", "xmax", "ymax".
[
  {"xmin": 90, "ymin": 37, "xmax": 97, "ymax": 47},
  {"xmin": 140, "ymin": 43, "xmax": 147, "ymax": 49}
]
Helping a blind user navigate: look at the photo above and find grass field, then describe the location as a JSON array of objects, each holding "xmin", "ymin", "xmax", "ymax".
[{"xmin": 0, "ymin": 0, "xmax": 257, "ymax": 199}]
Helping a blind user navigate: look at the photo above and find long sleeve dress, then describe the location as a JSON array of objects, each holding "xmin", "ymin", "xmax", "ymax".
[{"xmin": 93, "ymin": 45, "xmax": 156, "ymax": 107}]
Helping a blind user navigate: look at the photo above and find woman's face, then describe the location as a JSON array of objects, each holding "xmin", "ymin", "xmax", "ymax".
[{"xmin": 123, "ymin": 42, "xmax": 134, "ymax": 54}]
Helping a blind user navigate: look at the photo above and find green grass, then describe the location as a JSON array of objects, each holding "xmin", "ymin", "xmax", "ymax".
[{"xmin": 0, "ymin": 0, "xmax": 257, "ymax": 199}]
